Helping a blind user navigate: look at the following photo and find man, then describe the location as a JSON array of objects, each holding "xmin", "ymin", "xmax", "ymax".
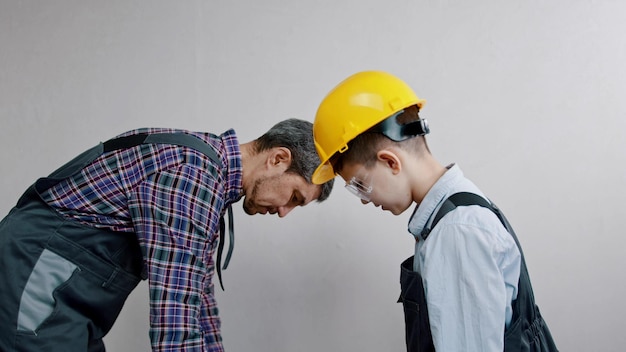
[
  {"xmin": 311, "ymin": 71, "xmax": 557, "ymax": 351},
  {"xmin": 0, "ymin": 118, "xmax": 334, "ymax": 351}
]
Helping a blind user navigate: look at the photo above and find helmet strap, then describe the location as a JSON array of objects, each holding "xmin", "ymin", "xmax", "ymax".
[{"xmin": 368, "ymin": 110, "xmax": 430, "ymax": 142}]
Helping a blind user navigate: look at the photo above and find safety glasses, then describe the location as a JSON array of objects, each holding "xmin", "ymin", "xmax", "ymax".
[{"xmin": 345, "ymin": 175, "xmax": 373, "ymax": 202}]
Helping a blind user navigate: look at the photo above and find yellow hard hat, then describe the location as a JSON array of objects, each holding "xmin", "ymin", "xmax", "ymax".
[{"xmin": 312, "ymin": 71, "xmax": 426, "ymax": 184}]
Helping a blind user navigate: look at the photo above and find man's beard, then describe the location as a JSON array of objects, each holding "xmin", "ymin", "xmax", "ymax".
[{"xmin": 242, "ymin": 178, "xmax": 261, "ymax": 215}]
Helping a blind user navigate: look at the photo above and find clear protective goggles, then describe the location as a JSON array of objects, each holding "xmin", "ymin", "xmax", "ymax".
[{"xmin": 344, "ymin": 169, "xmax": 374, "ymax": 202}]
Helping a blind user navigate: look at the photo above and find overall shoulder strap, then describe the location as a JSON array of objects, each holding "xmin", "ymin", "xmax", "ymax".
[
  {"xmin": 421, "ymin": 192, "xmax": 491, "ymax": 240},
  {"xmin": 425, "ymin": 192, "xmax": 525, "ymax": 253},
  {"xmin": 430, "ymin": 192, "xmax": 493, "ymax": 230},
  {"xmin": 103, "ymin": 132, "xmax": 221, "ymax": 164},
  {"xmin": 104, "ymin": 132, "xmax": 234, "ymax": 290},
  {"xmin": 425, "ymin": 192, "xmax": 533, "ymax": 299},
  {"xmin": 430, "ymin": 192, "xmax": 525, "ymax": 256},
  {"xmin": 421, "ymin": 192, "xmax": 557, "ymax": 347}
]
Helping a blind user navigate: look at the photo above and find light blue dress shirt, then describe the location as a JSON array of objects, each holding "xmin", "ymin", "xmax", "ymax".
[{"xmin": 408, "ymin": 164, "xmax": 521, "ymax": 352}]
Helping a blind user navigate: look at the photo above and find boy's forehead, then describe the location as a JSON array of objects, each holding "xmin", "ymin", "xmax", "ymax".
[{"xmin": 338, "ymin": 161, "xmax": 367, "ymax": 178}]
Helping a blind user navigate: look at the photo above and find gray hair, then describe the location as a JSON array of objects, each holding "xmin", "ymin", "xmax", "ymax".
[{"xmin": 255, "ymin": 118, "xmax": 334, "ymax": 202}]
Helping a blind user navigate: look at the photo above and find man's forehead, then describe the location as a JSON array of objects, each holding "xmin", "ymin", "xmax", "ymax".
[
  {"xmin": 297, "ymin": 178, "xmax": 322, "ymax": 204},
  {"xmin": 279, "ymin": 172, "xmax": 322, "ymax": 204}
]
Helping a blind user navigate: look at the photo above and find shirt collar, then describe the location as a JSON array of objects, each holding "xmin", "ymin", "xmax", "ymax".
[
  {"xmin": 218, "ymin": 129, "xmax": 244, "ymax": 204},
  {"xmin": 408, "ymin": 163, "xmax": 464, "ymax": 240}
]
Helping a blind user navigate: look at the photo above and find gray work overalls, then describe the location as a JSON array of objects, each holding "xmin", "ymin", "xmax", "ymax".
[
  {"xmin": 0, "ymin": 133, "xmax": 226, "ymax": 352},
  {"xmin": 398, "ymin": 193, "xmax": 558, "ymax": 352}
]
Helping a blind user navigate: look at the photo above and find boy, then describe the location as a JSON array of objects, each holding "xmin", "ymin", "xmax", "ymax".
[{"xmin": 311, "ymin": 71, "xmax": 557, "ymax": 351}]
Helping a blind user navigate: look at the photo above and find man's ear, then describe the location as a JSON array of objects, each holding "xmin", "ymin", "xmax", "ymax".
[
  {"xmin": 267, "ymin": 147, "xmax": 292, "ymax": 172},
  {"xmin": 377, "ymin": 149, "xmax": 402, "ymax": 175}
]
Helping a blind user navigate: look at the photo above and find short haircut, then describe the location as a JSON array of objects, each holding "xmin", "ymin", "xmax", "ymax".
[
  {"xmin": 255, "ymin": 118, "xmax": 334, "ymax": 202},
  {"xmin": 331, "ymin": 105, "xmax": 430, "ymax": 173}
]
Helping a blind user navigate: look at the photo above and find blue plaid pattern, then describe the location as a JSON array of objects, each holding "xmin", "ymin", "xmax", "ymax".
[{"xmin": 41, "ymin": 128, "xmax": 243, "ymax": 351}]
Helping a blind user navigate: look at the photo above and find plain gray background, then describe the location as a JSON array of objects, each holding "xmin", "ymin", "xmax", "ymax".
[{"xmin": 1, "ymin": 1, "xmax": 625, "ymax": 351}]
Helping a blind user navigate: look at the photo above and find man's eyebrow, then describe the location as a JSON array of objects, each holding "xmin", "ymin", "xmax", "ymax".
[{"xmin": 296, "ymin": 191, "xmax": 307, "ymax": 206}]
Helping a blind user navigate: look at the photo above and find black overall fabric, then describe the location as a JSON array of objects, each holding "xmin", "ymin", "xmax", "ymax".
[
  {"xmin": 398, "ymin": 256, "xmax": 435, "ymax": 352},
  {"xmin": 398, "ymin": 192, "xmax": 558, "ymax": 352},
  {"xmin": 0, "ymin": 133, "xmax": 223, "ymax": 352}
]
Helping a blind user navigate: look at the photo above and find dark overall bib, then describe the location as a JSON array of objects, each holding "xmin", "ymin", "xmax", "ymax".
[
  {"xmin": 398, "ymin": 193, "xmax": 558, "ymax": 352},
  {"xmin": 0, "ymin": 133, "xmax": 229, "ymax": 352}
]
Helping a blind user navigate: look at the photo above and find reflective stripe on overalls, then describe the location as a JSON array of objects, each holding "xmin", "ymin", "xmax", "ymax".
[
  {"xmin": 0, "ymin": 133, "xmax": 231, "ymax": 352},
  {"xmin": 398, "ymin": 193, "xmax": 558, "ymax": 352}
]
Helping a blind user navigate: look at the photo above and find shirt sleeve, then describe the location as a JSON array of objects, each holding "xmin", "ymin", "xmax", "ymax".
[
  {"xmin": 128, "ymin": 164, "xmax": 224, "ymax": 352},
  {"xmin": 422, "ymin": 212, "xmax": 516, "ymax": 352}
]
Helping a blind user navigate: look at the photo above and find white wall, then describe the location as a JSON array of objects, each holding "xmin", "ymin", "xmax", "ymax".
[{"xmin": 1, "ymin": 1, "xmax": 625, "ymax": 351}]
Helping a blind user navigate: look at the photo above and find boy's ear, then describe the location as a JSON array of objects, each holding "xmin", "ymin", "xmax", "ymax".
[
  {"xmin": 377, "ymin": 149, "xmax": 402, "ymax": 175},
  {"xmin": 267, "ymin": 147, "xmax": 292, "ymax": 171}
]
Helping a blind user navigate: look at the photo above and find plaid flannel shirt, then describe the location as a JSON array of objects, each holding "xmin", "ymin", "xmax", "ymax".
[{"xmin": 41, "ymin": 128, "xmax": 243, "ymax": 351}]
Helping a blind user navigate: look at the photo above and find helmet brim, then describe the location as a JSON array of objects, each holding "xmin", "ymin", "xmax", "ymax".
[{"xmin": 312, "ymin": 161, "xmax": 336, "ymax": 185}]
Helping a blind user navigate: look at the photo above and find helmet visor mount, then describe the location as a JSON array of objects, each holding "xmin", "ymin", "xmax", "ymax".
[{"xmin": 367, "ymin": 110, "xmax": 430, "ymax": 142}]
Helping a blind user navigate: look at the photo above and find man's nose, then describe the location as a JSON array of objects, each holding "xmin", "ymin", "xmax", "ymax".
[{"xmin": 277, "ymin": 205, "xmax": 295, "ymax": 217}]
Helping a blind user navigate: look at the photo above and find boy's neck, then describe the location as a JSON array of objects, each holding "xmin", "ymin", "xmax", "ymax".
[{"xmin": 411, "ymin": 155, "xmax": 447, "ymax": 203}]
